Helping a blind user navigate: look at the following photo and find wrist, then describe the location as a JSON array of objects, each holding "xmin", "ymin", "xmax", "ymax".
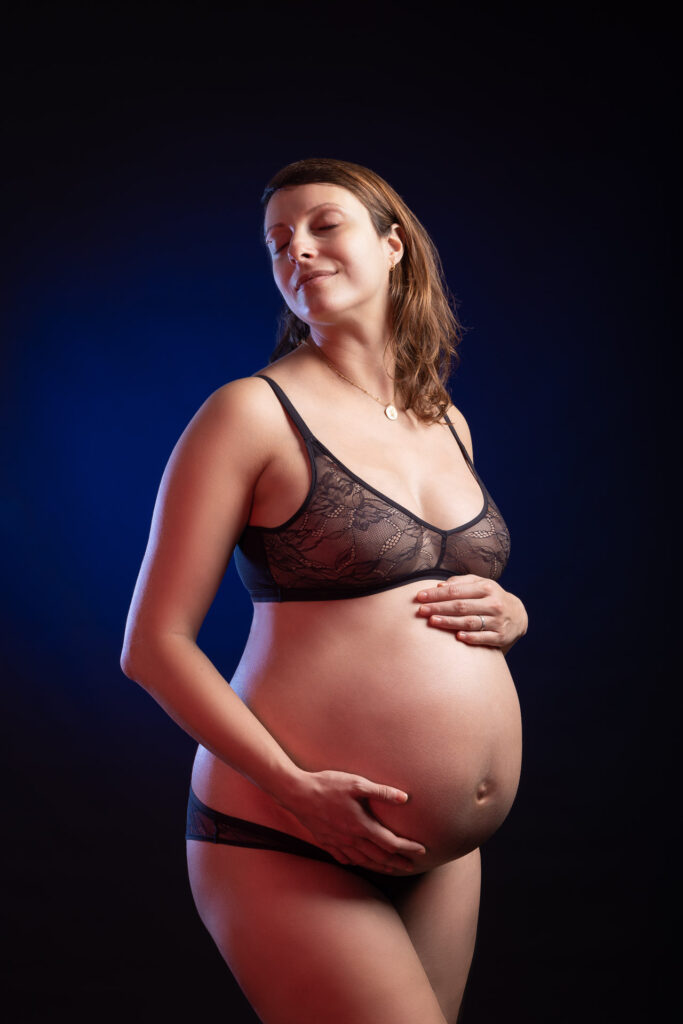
[
  {"xmin": 262, "ymin": 760, "xmax": 310, "ymax": 810},
  {"xmin": 516, "ymin": 595, "xmax": 529, "ymax": 637},
  {"xmin": 500, "ymin": 594, "xmax": 528, "ymax": 656}
]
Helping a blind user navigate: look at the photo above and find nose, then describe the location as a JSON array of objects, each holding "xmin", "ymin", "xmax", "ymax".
[{"xmin": 287, "ymin": 230, "xmax": 316, "ymax": 264}]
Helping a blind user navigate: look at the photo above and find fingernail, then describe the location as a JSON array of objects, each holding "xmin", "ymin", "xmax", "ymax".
[
  {"xmin": 420, "ymin": 604, "xmax": 431, "ymax": 614},
  {"xmin": 431, "ymin": 615, "xmax": 443, "ymax": 623},
  {"xmin": 416, "ymin": 591, "xmax": 428, "ymax": 600}
]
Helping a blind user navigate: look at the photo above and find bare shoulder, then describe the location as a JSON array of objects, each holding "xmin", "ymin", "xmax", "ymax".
[
  {"xmin": 151, "ymin": 375, "xmax": 290, "ymax": 513},
  {"xmin": 443, "ymin": 401, "xmax": 474, "ymax": 462},
  {"xmin": 181, "ymin": 373, "xmax": 285, "ymax": 454},
  {"xmin": 201, "ymin": 373, "xmax": 283, "ymax": 427}
]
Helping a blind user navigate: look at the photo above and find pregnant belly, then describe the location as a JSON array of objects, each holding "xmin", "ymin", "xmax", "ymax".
[{"xmin": 193, "ymin": 583, "xmax": 523, "ymax": 871}]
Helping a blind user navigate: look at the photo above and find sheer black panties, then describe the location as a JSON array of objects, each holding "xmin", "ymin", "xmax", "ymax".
[{"xmin": 185, "ymin": 786, "xmax": 413, "ymax": 896}]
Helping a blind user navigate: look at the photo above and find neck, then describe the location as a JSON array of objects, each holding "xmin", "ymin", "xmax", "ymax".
[{"xmin": 306, "ymin": 327, "xmax": 396, "ymax": 404}]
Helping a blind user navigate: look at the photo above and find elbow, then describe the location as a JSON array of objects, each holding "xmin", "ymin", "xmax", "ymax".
[
  {"xmin": 119, "ymin": 620, "xmax": 154, "ymax": 681},
  {"xmin": 120, "ymin": 645, "xmax": 139, "ymax": 681},
  {"xmin": 120, "ymin": 614, "xmax": 142, "ymax": 679},
  {"xmin": 119, "ymin": 631, "xmax": 149, "ymax": 682},
  {"xmin": 119, "ymin": 629, "xmax": 189, "ymax": 683}
]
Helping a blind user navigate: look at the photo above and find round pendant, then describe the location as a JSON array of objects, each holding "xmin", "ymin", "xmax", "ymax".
[{"xmin": 385, "ymin": 404, "xmax": 398, "ymax": 420}]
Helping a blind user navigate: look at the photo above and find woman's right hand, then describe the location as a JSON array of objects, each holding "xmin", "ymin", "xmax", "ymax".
[{"xmin": 278, "ymin": 768, "xmax": 427, "ymax": 873}]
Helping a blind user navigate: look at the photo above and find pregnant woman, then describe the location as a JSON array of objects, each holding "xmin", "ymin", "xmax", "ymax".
[{"xmin": 121, "ymin": 157, "xmax": 528, "ymax": 1024}]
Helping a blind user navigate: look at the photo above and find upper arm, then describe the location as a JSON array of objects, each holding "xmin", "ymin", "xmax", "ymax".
[
  {"xmin": 122, "ymin": 377, "xmax": 275, "ymax": 661},
  {"xmin": 446, "ymin": 403, "xmax": 474, "ymax": 462}
]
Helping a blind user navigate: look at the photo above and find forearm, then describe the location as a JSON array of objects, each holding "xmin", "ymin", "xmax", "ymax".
[{"xmin": 120, "ymin": 633, "xmax": 302, "ymax": 803}]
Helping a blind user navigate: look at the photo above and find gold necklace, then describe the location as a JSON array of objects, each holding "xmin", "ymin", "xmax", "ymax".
[{"xmin": 305, "ymin": 338, "xmax": 399, "ymax": 420}]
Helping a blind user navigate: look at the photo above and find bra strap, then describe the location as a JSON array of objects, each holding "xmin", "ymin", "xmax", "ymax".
[
  {"xmin": 254, "ymin": 375, "xmax": 314, "ymax": 442},
  {"xmin": 443, "ymin": 411, "xmax": 476, "ymax": 469}
]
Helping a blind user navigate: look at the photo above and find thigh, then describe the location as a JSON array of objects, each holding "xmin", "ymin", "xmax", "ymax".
[
  {"xmin": 186, "ymin": 840, "xmax": 448, "ymax": 1024},
  {"xmin": 392, "ymin": 849, "xmax": 481, "ymax": 1023}
]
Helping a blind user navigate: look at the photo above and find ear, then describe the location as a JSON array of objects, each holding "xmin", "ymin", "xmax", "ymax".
[{"xmin": 386, "ymin": 222, "xmax": 405, "ymax": 265}]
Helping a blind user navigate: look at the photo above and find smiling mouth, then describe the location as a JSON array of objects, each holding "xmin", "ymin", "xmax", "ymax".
[{"xmin": 298, "ymin": 272, "xmax": 336, "ymax": 290}]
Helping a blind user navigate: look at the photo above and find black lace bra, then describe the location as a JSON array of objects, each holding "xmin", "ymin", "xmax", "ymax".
[{"xmin": 234, "ymin": 375, "xmax": 510, "ymax": 602}]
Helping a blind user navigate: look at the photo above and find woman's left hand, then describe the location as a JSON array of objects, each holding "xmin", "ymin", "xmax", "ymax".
[{"xmin": 414, "ymin": 575, "xmax": 528, "ymax": 654}]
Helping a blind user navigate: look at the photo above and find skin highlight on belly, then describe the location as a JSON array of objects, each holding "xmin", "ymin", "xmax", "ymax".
[{"xmin": 191, "ymin": 581, "xmax": 522, "ymax": 872}]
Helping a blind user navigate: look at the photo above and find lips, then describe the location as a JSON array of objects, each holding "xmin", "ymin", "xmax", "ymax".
[{"xmin": 296, "ymin": 271, "xmax": 335, "ymax": 290}]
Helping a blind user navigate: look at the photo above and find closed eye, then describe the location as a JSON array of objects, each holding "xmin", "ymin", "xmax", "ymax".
[{"xmin": 272, "ymin": 225, "xmax": 339, "ymax": 256}]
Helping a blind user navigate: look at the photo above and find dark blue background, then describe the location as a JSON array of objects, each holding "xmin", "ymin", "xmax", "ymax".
[{"xmin": 2, "ymin": 8, "xmax": 674, "ymax": 1022}]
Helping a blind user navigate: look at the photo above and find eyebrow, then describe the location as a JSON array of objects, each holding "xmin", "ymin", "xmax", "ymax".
[{"xmin": 264, "ymin": 202, "xmax": 345, "ymax": 240}]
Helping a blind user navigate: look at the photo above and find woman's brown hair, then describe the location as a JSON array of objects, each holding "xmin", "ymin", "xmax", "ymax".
[{"xmin": 261, "ymin": 157, "xmax": 464, "ymax": 423}]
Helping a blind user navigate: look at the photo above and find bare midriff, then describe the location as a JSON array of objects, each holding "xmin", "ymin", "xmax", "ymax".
[{"xmin": 190, "ymin": 578, "xmax": 522, "ymax": 873}]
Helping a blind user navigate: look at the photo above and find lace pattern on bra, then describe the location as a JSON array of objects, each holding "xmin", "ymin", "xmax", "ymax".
[
  {"xmin": 234, "ymin": 375, "xmax": 511, "ymax": 599},
  {"xmin": 258, "ymin": 444, "xmax": 510, "ymax": 592}
]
